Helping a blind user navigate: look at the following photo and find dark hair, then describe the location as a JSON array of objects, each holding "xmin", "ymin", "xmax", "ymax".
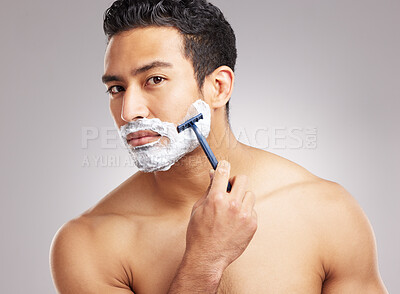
[{"xmin": 103, "ymin": 0, "xmax": 237, "ymax": 119}]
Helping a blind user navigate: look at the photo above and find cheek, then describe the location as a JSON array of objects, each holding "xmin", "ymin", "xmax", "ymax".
[{"xmin": 155, "ymin": 85, "xmax": 199, "ymax": 124}]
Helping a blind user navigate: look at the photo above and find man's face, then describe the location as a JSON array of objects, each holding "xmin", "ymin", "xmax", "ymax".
[{"xmin": 103, "ymin": 26, "xmax": 202, "ymax": 132}]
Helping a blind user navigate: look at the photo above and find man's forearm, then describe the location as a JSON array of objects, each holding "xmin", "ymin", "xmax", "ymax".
[{"xmin": 167, "ymin": 254, "xmax": 225, "ymax": 294}]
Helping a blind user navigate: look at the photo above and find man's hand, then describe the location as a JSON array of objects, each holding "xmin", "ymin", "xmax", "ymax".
[
  {"xmin": 167, "ymin": 160, "xmax": 257, "ymax": 293},
  {"xmin": 185, "ymin": 160, "xmax": 258, "ymax": 272}
]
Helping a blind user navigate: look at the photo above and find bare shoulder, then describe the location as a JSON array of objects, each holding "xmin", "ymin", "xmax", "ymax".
[
  {"xmin": 50, "ymin": 214, "xmax": 135, "ymax": 293},
  {"xmin": 297, "ymin": 180, "xmax": 387, "ymax": 292},
  {"xmin": 251, "ymin": 149, "xmax": 387, "ymax": 292},
  {"xmin": 49, "ymin": 172, "xmax": 187, "ymax": 294},
  {"xmin": 273, "ymin": 178, "xmax": 375, "ymax": 271}
]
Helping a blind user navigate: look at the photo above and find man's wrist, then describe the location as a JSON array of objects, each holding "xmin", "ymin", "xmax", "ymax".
[
  {"xmin": 180, "ymin": 252, "xmax": 226, "ymax": 283},
  {"xmin": 167, "ymin": 252, "xmax": 225, "ymax": 293}
]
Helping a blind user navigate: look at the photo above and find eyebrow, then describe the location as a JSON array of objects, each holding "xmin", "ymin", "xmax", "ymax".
[{"xmin": 101, "ymin": 61, "xmax": 173, "ymax": 84}]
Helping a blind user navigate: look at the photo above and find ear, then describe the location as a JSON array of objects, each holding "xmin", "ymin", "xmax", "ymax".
[{"xmin": 205, "ymin": 66, "xmax": 234, "ymax": 110}]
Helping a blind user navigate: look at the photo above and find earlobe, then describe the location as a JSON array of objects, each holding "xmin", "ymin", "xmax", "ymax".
[{"xmin": 208, "ymin": 66, "xmax": 234, "ymax": 109}]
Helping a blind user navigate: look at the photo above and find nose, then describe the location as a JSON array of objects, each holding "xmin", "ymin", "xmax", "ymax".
[{"xmin": 121, "ymin": 87, "xmax": 150, "ymax": 122}]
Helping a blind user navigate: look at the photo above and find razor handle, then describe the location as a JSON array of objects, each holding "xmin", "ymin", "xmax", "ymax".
[{"xmin": 191, "ymin": 124, "xmax": 232, "ymax": 192}]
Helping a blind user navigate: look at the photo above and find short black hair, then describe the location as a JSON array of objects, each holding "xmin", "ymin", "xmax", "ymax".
[{"xmin": 103, "ymin": 0, "xmax": 237, "ymax": 119}]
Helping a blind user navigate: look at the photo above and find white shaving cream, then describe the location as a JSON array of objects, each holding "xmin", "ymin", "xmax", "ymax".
[{"xmin": 119, "ymin": 99, "xmax": 211, "ymax": 172}]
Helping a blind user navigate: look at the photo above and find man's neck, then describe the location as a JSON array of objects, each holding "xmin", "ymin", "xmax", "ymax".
[{"xmin": 148, "ymin": 128, "xmax": 248, "ymax": 211}]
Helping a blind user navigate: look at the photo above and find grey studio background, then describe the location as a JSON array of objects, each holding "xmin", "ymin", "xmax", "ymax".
[{"xmin": 0, "ymin": 0, "xmax": 398, "ymax": 293}]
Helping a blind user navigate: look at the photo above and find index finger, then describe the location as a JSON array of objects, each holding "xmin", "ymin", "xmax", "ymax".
[{"xmin": 209, "ymin": 160, "xmax": 231, "ymax": 194}]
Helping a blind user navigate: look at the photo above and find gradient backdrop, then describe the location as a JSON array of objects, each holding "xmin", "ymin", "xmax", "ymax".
[{"xmin": 0, "ymin": 0, "xmax": 398, "ymax": 293}]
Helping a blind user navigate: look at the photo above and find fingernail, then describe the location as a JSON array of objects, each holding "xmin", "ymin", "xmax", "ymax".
[
  {"xmin": 218, "ymin": 160, "xmax": 230, "ymax": 174},
  {"xmin": 209, "ymin": 169, "xmax": 215, "ymax": 179}
]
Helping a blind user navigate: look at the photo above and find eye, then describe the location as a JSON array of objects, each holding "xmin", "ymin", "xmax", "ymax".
[
  {"xmin": 106, "ymin": 85, "xmax": 125, "ymax": 95},
  {"xmin": 146, "ymin": 76, "xmax": 165, "ymax": 85}
]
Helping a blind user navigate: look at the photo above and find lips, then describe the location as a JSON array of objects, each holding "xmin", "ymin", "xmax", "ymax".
[{"xmin": 126, "ymin": 130, "xmax": 161, "ymax": 147}]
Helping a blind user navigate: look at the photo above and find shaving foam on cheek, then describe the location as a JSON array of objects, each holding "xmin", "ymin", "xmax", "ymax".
[{"xmin": 118, "ymin": 99, "xmax": 211, "ymax": 172}]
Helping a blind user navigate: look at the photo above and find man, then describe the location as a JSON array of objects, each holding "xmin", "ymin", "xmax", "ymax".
[{"xmin": 50, "ymin": 0, "xmax": 388, "ymax": 293}]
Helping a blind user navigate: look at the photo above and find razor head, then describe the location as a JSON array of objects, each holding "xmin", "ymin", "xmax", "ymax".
[{"xmin": 177, "ymin": 113, "xmax": 203, "ymax": 133}]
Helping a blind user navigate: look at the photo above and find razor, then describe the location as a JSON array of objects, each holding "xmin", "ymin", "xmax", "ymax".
[{"xmin": 177, "ymin": 113, "xmax": 232, "ymax": 192}]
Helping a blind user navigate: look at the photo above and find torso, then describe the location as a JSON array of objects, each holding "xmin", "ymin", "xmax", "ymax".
[{"xmin": 79, "ymin": 148, "xmax": 335, "ymax": 293}]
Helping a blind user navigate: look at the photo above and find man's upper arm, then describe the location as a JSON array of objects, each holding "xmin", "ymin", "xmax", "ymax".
[
  {"xmin": 319, "ymin": 183, "xmax": 388, "ymax": 293},
  {"xmin": 50, "ymin": 219, "xmax": 134, "ymax": 294}
]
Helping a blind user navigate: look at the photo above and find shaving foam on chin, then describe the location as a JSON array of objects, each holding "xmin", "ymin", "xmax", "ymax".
[{"xmin": 119, "ymin": 99, "xmax": 211, "ymax": 172}]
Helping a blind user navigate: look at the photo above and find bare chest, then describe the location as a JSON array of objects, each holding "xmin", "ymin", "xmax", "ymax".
[{"xmin": 121, "ymin": 217, "xmax": 323, "ymax": 294}]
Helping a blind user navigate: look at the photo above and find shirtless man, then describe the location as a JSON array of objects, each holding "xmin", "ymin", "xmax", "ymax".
[{"xmin": 50, "ymin": 0, "xmax": 388, "ymax": 293}]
